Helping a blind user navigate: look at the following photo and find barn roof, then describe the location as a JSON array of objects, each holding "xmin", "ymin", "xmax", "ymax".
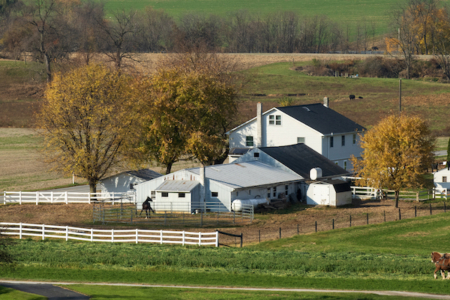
[
  {"xmin": 187, "ymin": 161, "xmax": 303, "ymax": 190},
  {"xmin": 259, "ymin": 143, "xmax": 350, "ymax": 179},
  {"xmin": 155, "ymin": 180, "xmax": 200, "ymax": 192},
  {"xmin": 101, "ymin": 169, "xmax": 162, "ymax": 182}
]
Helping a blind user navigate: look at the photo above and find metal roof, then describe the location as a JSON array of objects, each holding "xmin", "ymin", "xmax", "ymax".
[
  {"xmin": 155, "ymin": 180, "xmax": 200, "ymax": 192},
  {"xmin": 102, "ymin": 169, "xmax": 162, "ymax": 182},
  {"xmin": 187, "ymin": 161, "xmax": 303, "ymax": 190}
]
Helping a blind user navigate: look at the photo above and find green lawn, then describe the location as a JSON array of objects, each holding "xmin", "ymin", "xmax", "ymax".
[
  {"xmin": 63, "ymin": 285, "xmax": 433, "ymax": 300},
  {"xmin": 0, "ymin": 286, "xmax": 45, "ymax": 300},
  {"xmin": 3, "ymin": 213, "xmax": 450, "ymax": 294}
]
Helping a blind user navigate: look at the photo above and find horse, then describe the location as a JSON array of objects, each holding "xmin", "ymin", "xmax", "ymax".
[
  {"xmin": 431, "ymin": 252, "xmax": 450, "ymax": 279},
  {"xmin": 140, "ymin": 196, "xmax": 155, "ymax": 219}
]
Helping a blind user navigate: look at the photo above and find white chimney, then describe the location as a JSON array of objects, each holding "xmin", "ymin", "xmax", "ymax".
[
  {"xmin": 323, "ymin": 97, "xmax": 329, "ymax": 108},
  {"xmin": 256, "ymin": 102, "xmax": 262, "ymax": 147}
]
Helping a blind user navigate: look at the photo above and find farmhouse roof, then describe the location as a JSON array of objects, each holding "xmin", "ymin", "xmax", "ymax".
[
  {"xmin": 259, "ymin": 144, "xmax": 350, "ymax": 179},
  {"xmin": 155, "ymin": 180, "xmax": 200, "ymax": 192},
  {"xmin": 227, "ymin": 103, "xmax": 364, "ymax": 135},
  {"xmin": 187, "ymin": 161, "xmax": 303, "ymax": 190},
  {"xmin": 276, "ymin": 103, "xmax": 365, "ymax": 135}
]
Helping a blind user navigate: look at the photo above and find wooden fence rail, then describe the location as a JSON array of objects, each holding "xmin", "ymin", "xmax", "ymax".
[
  {"xmin": 2, "ymin": 191, "xmax": 135, "ymax": 205},
  {"xmin": 0, "ymin": 222, "xmax": 218, "ymax": 247}
]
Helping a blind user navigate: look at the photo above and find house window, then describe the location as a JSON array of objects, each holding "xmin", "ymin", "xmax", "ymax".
[
  {"xmin": 151, "ymin": 191, "xmax": 155, "ymax": 198},
  {"xmin": 297, "ymin": 137, "xmax": 305, "ymax": 144},
  {"xmin": 276, "ymin": 115, "xmax": 281, "ymax": 125},
  {"xmin": 342, "ymin": 135, "xmax": 345, "ymax": 146},
  {"xmin": 330, "ymin": 136, "xmax": 334, "ymax": 147},
  {"xmin": 211, "ymin": 192, "xmax": 219, "ymax": 197},
  {"xmin": 246, "ymin": 136, "xmax": 254, "ymax": 147},
  {"xmin": 178, "ymin": 193, "xmax": 185, "ymax": 198},
  {"xmin": 443, "ymin": 176, "xmax": 447, "ymax": 183},
  {"xmin": 129, "ymin": 183, "xmax": 134, "ymax": 189},
  {"xmin": 162, "ymin": 192, "xmax": 168, "ymax": 197},
  {"xmin": 344, "ymin": 161, "xmax": 347, "ymax": 170},
  {"xmin": 285, "ymin": 185, "xmax": 289, "ymax": 195},
  {"xmin": 254, "ymin": 152, "xmax": 259, "ymax": 158},
  {"xmin": 269, "ymin": 115, "xmax": 274, "ymax": 125},
  {"xmin": 267, "ymin": 188, "xmax": 271, "ymax": 198},
  {"xmin": 273, "ymin": 187, "xmax": 276, "ymax": 197},
  {"xmin": 353, "ymin": 134, "xmax": 356, "ymax": 144}
]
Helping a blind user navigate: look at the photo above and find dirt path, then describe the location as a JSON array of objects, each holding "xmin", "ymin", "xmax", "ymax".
[{"xmin": 1, "ymin": 280, "xmax": 449, "ymax": 299}]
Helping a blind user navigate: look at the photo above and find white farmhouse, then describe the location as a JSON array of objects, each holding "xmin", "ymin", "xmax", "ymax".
[
  {"xmin": 227, "ymin": 98, "xmax": 365, "ymax": 170},
  {"xmin": 434, "ymin": 167, "xmax": 450, "ymax": 193}
]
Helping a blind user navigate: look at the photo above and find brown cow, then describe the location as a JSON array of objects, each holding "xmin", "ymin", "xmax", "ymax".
[{"xmin": 431, "ymin": 252, "xmax": 450, "ymax": 279}]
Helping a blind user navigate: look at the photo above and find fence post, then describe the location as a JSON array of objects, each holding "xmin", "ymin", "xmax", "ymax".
[
  {"xmin": 65, "ymin": 191, "xmax": 68, "ymax": 204},
  {"xmin": 136, "ymin": 229, "xmax": 138, "ymax": 244},
  {"xmin": 19, "ymin": 191, "xmax": 22, "ymax": 205},
  {"xmin": 430, "ymin": 203, "xmax": 432, "ymax": 215},
  {"xmin": 19, "ymin": 223, "xmax": 22, "ymax": 239},
  {"xmin": 399, "ymin": 208, "xmax": 401, "ymax": 220},
  {"xmin": 233, "ymin": 211, "xmax": 235, "ymax": 224},
  {"xmin": 199, "ymin": 232, "xmax": 202, "ymax": 246},
  {"xmin": 384, "ymin": 211, "xmax": 386, "ymax": 222},
  {"xmin": 215, "ymin": 231, "xmax": 219, "ymax": 248},
  {"xmin": 297, "ymin": 224, "xmax": 299, "ymax": 234},
  {"xmin": 91, "ymin": 228, "xmax": 93, "ymax": 242},
  {"xmin": 3, "ymin": 191, "xmax": 5, "ymax": 205},
  {"xmin": 315, "ymin": 221, "xmax": 317, "ymax": 232},
  {"xmin": 350, "ymin": 215, "xmax": 352, "ymax": 227},
  {"xmin": 332, "ymin": 219, "xmax": 335, "ymax": 229},
  {"xmin": 66, "ymin": 226, "xmax": 68, "ymax": 241},
  {"xmin": 259, "ymin": 230, "xmax": 261, "ymax": 243},
  {"xmin": 367, "ymin": 213, "xmax": 369, "ymax": 225},
  {"xmin": 88, "ymin": 193, "xmax": 91, "ymax": 205},
  {"xmin": 445, "ymin": 202, "xmax": 447, "ymax": 213},
  {"xmin": 279, "ymin": 227, "xmax": 281, "ymax": 239},
  {"xmin": 240, "ymin": 233, "xmax": 243, "ymax": 248},
  {"xmin": 415, "ymin": 206, "xmax": 417, "ymax": 217},
  {"xmin": 182, "ymin": 231, "xmax": 185, "ymax": 246},
  {"xmin": 42, "ymin": 224, "xmax": 45, "ymax": 240},
  {"xmin": 51, "ymin": 191, "xmax": 53, "ymax": 203},
  {"xmin": 111, "ymin": 229, "xmax": 114, "ymax": 243},
  {"xmin": 160, "ymin": 230, "xmax": 163, "ymax": 244},
  {"xmin": 36, "ymin": 192, "xmax": 39, "ymax": 205},
  {"xmin": 416, "ymin": 192, "xmax": 419, "ymax": 202}
]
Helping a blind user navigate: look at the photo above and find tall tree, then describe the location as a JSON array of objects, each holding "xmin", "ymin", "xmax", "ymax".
[
  {"xmin": 37, "ymin": 64, "xmax": 138, "ymax": 193},
  {"xmin": 351, "ymin": 114, "xmax": 434, "ymax": 208}
]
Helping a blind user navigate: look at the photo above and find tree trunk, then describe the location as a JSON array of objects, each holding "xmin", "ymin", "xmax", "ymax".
[
  {"xmin": 165, "ymin": 162, "xmax": 173, "ymax": 175},
  {"xmin": 89, "ymin": 182, "xmax": 97, "ymax": 194},
  {"xmin": 44, "ymin": 53, "xmax": 52, "ymax": 82},
  {"xmin": 395, "ymin": 190, "xmax": 399, "ymax": 208}
]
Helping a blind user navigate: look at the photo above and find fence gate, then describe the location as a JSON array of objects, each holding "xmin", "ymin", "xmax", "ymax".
[
  {"xmin": 93, "ymin": 203, "xmax": 136, "ymax": 225},
  {"xmin": 217, "ymin": 230, "xmax": 243, "ymax": 248}
]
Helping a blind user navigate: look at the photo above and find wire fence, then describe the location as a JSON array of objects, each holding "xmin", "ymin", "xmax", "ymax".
[{"xmin": 216, "ymin": 202, "xmax": 450, "ymax": 247}]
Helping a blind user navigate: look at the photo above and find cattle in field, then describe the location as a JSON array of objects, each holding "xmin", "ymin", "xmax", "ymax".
[{"xmin": 349, "ymin": 95, "xmax": 355, "ymax": 100}]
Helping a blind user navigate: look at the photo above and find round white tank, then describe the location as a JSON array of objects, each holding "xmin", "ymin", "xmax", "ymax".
[
  {"xmin": 310, "ymin": 167, "xmax": 323, "ymax": 180},
  {"xmin": 232, "ymin": 198, "xmax": 268, "ymax": 212}
]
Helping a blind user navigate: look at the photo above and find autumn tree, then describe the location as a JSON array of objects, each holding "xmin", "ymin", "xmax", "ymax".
[
  {"xmin": 351, "ymin": 114, "xmax": 434, "ymax": 208},
  {"xmin": 37, "ymin": 64, "xmax": 138, "ymax": 193}
]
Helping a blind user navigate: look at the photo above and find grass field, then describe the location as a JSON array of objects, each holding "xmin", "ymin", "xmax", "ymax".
[
  {"xmin": 0, "ymin": 286, "xmax": 46, "ymax": 300},
  {"xmin": 3, "ymin": 213, "xmax": 450, "ymax": 294}
]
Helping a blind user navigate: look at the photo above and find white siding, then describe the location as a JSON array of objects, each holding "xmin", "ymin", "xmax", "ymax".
[
  {"xmin": 322, "ymin": 134, "xmax": 362, "ymax": 170},
  {"xmin": 434, "ymin": 168, "xmax": 450, "ymax": 192},
  {"xmin": 97, "ymin": 174, "xmax": 146, "ymax": 196}
]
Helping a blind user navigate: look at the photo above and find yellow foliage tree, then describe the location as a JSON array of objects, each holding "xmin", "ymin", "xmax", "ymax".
[
  {"xmin": 351, "ymin": 114, "xmax": 434, "ymax": 208},
  {"xmin": 37, "ymin": 64, "xmax": 138, "ymax": 193}
]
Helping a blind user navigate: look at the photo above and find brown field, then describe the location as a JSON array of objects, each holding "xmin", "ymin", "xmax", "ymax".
[{"xmin": 0, "ymin": 198, "xmax": 441, "ymax": 246}]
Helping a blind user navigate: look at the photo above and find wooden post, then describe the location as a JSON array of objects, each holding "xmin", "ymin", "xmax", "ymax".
[
  {"xmin": 332, "ymin": 219, "xmax": 334, "ymax": 229},
  {"xmin": 19, "ymin": 223, "xmax": 22, "ymax": 239},
  {"xmin": 240, "ymin": 233, "xmax": 243, "ymax": 248},
  {"xmin": 415, "ymin": 206, "xmax": 417, "ymax": 217},
  {"xmin": 91, "ymin": 228, "xmax": 93, "ymax": 242},
  {"xmin": 182, "ymin": 231, "xmax": 185, "ymax": 246},
  {"xmin": 199, "ymin": 232, "xmax": 202, "ymax": 246},
  {"xmin": 19, "ymin": 191, "xmax": 22, "ymax": 205},
  {"xmin": 215, "ymin": 231, "xmax": 219, "ymax": 248},
  {"xmin": 430, "ymin": 203, "xmax": 432, "ymax": 215},
  {"xmin": 233, "ymin": 211, "xmax": 235, "ymax": 224},
  {"xmin": 416, "ymin": 192, "xmax": 419, "ymax": 202},
  {"xmin": 112, "ymin": 229, "xmax": 114, "ymax": 243},
  {"xmin": 36, "ymin": 192, "xmax": 39, "ymax": 205},
  {"xmin": 350, "ymin": 215, "xmax": 352, "ymax": 227},
  {"xmin": 259, "ymin": 230, "xmax": 261, "ymax": 243},
  {"xmin": 66, "ymin": 226, "xmax": 68, "ymax": 241},
  {"xmin": 384, "ymin": 211, "xmax": 386, "ymax": 222},
  {"xmin": 367, "ymin": 213, "xmax": 369, "ymax": 225},
  {"xmin": 315, "ymin": 221, "xmax": 317, "ymax": 232},
  {"xmin": 42, "ymin": 224, "xmax": 45, "ymax": 240},
  {"xmin": 65, "ymin": 191, "xmax": 68, "ymax": 204},
  {"xmin": 399, "ymin": 208, "xmax": 401, "ymax": 220},
  {"xmin": 279, "ymin": 227, "xmax": 281, "ymax": 239},
  {"xmin": 160, "ymin": 230, "xmax": 163, "ymax": 244},
  {"xmin": 297, "ymin": 224, "xmax": 299, "ymax": 234},
  {"xmin": 136, "ymin": 229, "xmax": 139, "ymax": 244}
]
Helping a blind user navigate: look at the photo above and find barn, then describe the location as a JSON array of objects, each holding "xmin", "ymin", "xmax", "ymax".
[
  {"xmin": 306, "ymin": 180, "xmax": 352, "ymax": 206},
  {"xmin": 97, "ymin": 169, "xmax": 162, "ymax": 197}
]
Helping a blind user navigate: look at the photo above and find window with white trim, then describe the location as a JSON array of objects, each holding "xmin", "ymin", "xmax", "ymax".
[
  {"xmin": 269, "ymin": 115, "xmax": 282, "ymax": 125},
  {"xmin": 330, "ymin": 136, "xmax": 334, "ymax": 147},
  {"xmin": 297, "ymin": 137, "xmax": 305, "ymax": 144},
  {"xmin": 246, "ymin": 136, "xmax": 254, "ymax": 147},
  {"xmin": 341, "ymin": 135, "xmax": 345, "ymax": 146},
  {"xmin": 162, "ymin": 192, "xmax": 168, "ymax": 197}
]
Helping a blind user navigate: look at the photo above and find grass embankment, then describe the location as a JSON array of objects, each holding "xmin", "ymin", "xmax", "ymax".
[
  {"xmin": 239, "ymin": 62, "xmax": 450, "ymax": 131},
  {"xmin": 3, "ymin": 213, "xmax": 450, "ymax": 294}
]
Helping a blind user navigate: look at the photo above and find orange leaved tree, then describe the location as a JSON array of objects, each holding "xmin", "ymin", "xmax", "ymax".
[
  {"xmin": 37, "ymin": 64, "xmax": 138, "ymax": 193},
  {"xmin": 351, "ymin": 114, "xmax": 434, "ymax": 208}
]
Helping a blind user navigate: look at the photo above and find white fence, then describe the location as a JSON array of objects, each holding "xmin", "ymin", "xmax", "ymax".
[
  {"xmin": 0, "ymin": 222, "xmax": 218, "ymax": 247},
  {"xmin": 351, "ymin": 186, "xmax": 380, "ymax": 200},
  {"xmin": 2, "ymin": 191, "xmax": 135, "ymax": 205}
]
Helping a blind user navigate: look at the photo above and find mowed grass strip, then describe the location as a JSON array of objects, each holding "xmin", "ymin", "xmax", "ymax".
[
  {"xmin": 61, "ymin": 285, "xmax": 433, "ymax": 300},
  {"xmin": 3, "ymin": 213, "xmax": 450, "ymax": 293},
  {"xmin": 0, "ymin": 286, "xmax": 46, "ymax": 300}
]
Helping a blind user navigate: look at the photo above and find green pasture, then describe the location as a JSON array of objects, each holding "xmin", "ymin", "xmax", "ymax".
[
  {"xmin": 0, "ymin": 286, "xmax": 46, "ymax": 300},
  {"xmin": 60, "ymin": 285, "xmax": 433, "ymax": 300},
  {"xmin": 3, "ymin": 213, "xmax": 450, "ymax": 294}
]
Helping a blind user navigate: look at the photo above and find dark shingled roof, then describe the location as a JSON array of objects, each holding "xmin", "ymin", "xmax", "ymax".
[
  {"xmin": 277, "ymin": 103, "xmax": 365, "ymax": 134},
  {"xmin": 229, "ymin": 148, "xmax": 251, "ymax": 155},
  {"xmin": 125, "ymin": 169, "xmax": 162, "ymax": 181},
  {"xmin": 259, "ymin": 144, "xmax": 349, "ymax": 179}
]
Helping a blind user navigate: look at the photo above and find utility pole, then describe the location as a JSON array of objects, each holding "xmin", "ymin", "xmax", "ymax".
[{"xmin": 399, "ymin": 79, "xmax": 402, "ymax": 112}]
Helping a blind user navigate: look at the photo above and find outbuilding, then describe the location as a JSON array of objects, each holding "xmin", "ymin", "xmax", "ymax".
[
  {"xmin": 306, "ymin": 180, "xmax": 352, "ymax": 206},
  {"xmin": 434, "ymin": 167, "xmax": 450, "ymax": 193},
  {"xmin": 97, "ymin": 169, "xmax": 162, "ymax": 197}
]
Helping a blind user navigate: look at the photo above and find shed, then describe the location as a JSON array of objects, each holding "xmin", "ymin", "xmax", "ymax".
[
  {"xmin": 154, "ymin": 180, "xmax": 200, "ymax": 212},
  {"xmin": 306, "ymin": 180, "xmax": 352, "ymax": 206},
  {"xmin": 434, "ymin": 167, "xmax": 450, "ymax": 193},
  {"xmin": 97, "ymin": 169, "xmax": 162, "ymax": 196}
]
